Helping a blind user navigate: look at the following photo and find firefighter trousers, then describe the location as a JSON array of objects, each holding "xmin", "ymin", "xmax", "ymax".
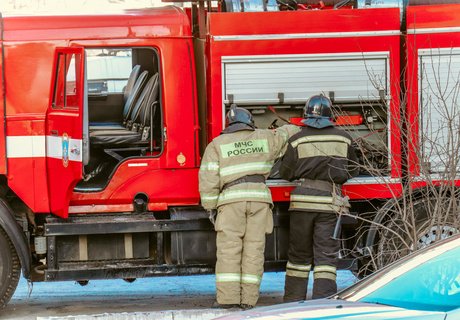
[
  {"xmin": 215, "ymin": 201, "xmax": 273, "ymax": 306},
  {"xmin": 284, "ymin": 211, "xmax": 339, "ymax": 302}
]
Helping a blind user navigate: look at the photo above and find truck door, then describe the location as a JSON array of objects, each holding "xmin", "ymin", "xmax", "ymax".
[{"xmin": 46, "ymin": 47, "xmax": 85, "ymax": 218}]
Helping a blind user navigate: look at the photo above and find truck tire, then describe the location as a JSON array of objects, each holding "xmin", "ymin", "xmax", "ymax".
[
  {"xmin": 375, "ymin": 195, "xmax": 459, "ymax": 269},
  {"xmin": 0, "ymin": 227, "xmax": 20, "ymax": 310}
]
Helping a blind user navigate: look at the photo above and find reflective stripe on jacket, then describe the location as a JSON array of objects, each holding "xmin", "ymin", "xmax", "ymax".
[
  {"xmin": 279, "ymin": 125, "xmax": 358, "ymax": 212},
  {"xmin": 199, "ymin": 125, "xmax": 300, "ymax": 210}
]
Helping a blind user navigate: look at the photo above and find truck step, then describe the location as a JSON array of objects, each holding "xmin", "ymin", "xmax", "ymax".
[{"xmin": 45, "ymin": 259, "xmax": 214, "ymax": 281}]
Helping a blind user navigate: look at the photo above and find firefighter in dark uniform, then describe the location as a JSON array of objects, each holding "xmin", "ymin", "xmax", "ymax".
[
  {"xmin": 199, "ymin": 105, "xmax": 300, "ymax": 309},
  {"xmin": 280, "ymin": 94, "xmax": 359, "ymax": 301}
]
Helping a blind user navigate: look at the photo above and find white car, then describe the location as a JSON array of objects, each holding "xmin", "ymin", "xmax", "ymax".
[{"xmin": 216, "ymin": 234, "xmax": 460, "ymax": 320}]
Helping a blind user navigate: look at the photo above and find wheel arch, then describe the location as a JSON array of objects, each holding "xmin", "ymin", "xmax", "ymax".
[
  {"xmin": 365, "ymin": 186, "xmax": 460, "ymax": 249},
  {"xmin": 364, "ymin": 197, "xmax": 399, "ymax": 250},
  {"xmin": 0, "ymin": 198, "xmax": 31, "ymax": 280}
]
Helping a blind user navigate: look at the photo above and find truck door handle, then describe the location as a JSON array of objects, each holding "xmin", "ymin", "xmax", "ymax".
[{"xmin": 70, "ymin": 147, "xmax": 81, "ymax": 155}]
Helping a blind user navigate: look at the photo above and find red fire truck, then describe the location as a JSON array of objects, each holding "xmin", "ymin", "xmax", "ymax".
[{"xmin": 0, "ymin": 0, "xmax": 459, "ymax": 308}]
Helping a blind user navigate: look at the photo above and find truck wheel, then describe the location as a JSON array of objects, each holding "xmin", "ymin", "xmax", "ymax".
[
  {"xmin": 0, "ymin": 227, "xmax": 20, "ymax": 310},
  {"xmin": 375, "ymin": 195, "xmax": 459, "ymax": 269}
]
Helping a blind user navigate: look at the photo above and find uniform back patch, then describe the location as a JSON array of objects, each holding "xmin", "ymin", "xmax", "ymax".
[{"xmin": 220, "ymin": 139, "xmax": 269, "ymax": 158}]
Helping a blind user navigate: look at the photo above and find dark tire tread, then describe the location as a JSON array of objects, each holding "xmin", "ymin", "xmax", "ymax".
[{"xmin": 0, "ymin": 227, "xmax": 21, "ymax": 310}]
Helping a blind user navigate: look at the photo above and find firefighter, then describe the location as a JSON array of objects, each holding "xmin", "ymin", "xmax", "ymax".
[
  {"xmin": 199, "ymin": 104, "xmax": 300, "ymax": 310},
  {"xmin": 280, "ymin": 94, "xmax": 359, "ymax": 301}
]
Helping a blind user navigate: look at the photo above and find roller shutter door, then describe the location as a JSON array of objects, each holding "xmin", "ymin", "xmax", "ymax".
[
  {"xmin": 420, "ymin": 52, "xmax": 460, "ymax": 172},
  {"xmin": 222, "ymin": 53, "xmax": 389, "ymax": 105}
]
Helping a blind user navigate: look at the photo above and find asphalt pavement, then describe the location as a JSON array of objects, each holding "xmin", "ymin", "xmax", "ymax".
[{"xmin": 1, "ymin": 271, "xmax": 357, "ymax": 320}]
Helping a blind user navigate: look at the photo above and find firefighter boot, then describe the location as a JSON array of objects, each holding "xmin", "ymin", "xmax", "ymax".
[
  {"xmin": 312, "ymin": 264, "xmax": 338, "ymax": 299},
  {"xmin": 283, "ymin": 275, "xmax": 308, "ymax": 302},
  {"xmin": 212, "ymin": 301, "xmax": 240, "ymax": 309},
  {"xmin": 312, "ymin": 278, "xmax": 337, "ymax": 299},
  {"xmin": 240, "ymin": 303, "xmax": 254, "ymax": 310}
]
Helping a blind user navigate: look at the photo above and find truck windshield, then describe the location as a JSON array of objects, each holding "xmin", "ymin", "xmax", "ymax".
[{"xmin": 358, "ymin": 245, "xmax": 460, "ymax": 312}]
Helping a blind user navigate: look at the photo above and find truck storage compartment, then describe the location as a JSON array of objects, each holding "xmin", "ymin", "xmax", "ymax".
[
  {"xmin": 222, "ymin": 53, "xmax": 388, "ymax": 106},
  {"xmin": 55, "ymin": 233, "xmax": 150, "ymax": 262},
  {"xmin": 222, "ymin": 53, "xmax": 391, "ymax": 176},
  {"xmin": 419, "ymin": 50, "xmax": 460, "ymax": 173}
]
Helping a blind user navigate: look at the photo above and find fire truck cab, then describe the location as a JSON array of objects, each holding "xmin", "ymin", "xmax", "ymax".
[{"xmin": 1, "ymin": 0, "xmax": 460, "ymax": 309}]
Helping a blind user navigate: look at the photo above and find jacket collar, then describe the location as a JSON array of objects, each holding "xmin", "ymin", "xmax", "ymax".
[
  {"xmin": 301, "ymin": 117, "xmax": 334, "ymax": 129},
  {"xmin": 221, "ymin": 123, "xmax": 255, "ymax": 134}
]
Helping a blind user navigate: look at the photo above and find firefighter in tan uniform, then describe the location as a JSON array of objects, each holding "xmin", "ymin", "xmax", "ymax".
[
  {"xmin": 199, "ymin": 105, "xmax": 300, "ymax": 309},
  {"xmin": 280, "ymin": 95, "xmax": 358, "ymax": 301}
]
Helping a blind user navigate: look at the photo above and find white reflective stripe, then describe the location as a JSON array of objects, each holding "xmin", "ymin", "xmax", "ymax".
[
  {"xmin": 201, "ymin": 194, "xmax": 219, "ymax": 201},
  {"xmin": 220, "ymin": 162, "xmax": 273, "ymax": 176},
  {"xmin": 291, "ymin": 195, "xmax": 334, "ymax": 204},
  {"xmin": 345, "ymin": 176, "xmax": 401, "ymax": 185},
  {"xmin": 297, "ymin": 141, "xmax": 348, "ymax": 159},
  {"xmin": 286, "ymin": 261, "xmax": 311, "ymax": 272},
  {"xmin": 314, "ymin": 265, "xmax": 337, "ymax": 274},
  {"xmin": 314, "ymin": 272, "xmax": 337, "ymax": 281},
  {"xmin": 290, "ymin": 202, "xmax": 340, "ymax": 212},
  {"xmin": 6, "ymin": 135, "xmax": 46, "ymax": 158},
  {"xmin": 7, "ymin": 135, "xmax": 83, "ymax": 162},
  {"xmin": 220, "ymin": 190, "xmax": 271, "ymax": 201},
  {"xmin": 46, "ymin": 135, "xmax": 82, "ymax": 162},
  {"xmin": 216, "ymin": 273, "xmax": 241, "ymax": 282},
  {"xmin": 291, "ymin": 135, "xmax": 351, "ymax": 148},
  {"xmin": 407, "ymin": 27, "xmax": 460, "ymax": 35},
  {"xmin": 127, "ymin": 163, "xmax": 148, "ymax": 167},
  {"xmin": 241, "ymin": 274, "xmax": 261, "ymax": 284},
  {"xmin": 314, "ymin": 265, "xmax": 337, "ymax": 281},
  {"xmin": 213, "ymin": 30, "xmax": 400, "ymax": 41},
  {"xmin": 200, "ymin": 162, "xmax": 220, "ymax": 171},
  {"xmin": 286, "ymin": 269, "xmax": 309, "ymax": 278}
]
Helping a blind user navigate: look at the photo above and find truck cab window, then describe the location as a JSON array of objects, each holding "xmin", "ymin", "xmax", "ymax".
[{"xmin": 53, "ymin": 53, "xmax": 80, "ymax": 109}]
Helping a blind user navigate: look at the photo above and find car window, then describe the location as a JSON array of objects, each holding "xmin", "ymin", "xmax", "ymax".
[{"xmin": 359, "ymin": 246, "xmax": 460, "ymax": 312}]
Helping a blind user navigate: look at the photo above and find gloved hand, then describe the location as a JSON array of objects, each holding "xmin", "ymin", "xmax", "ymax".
[{"xmin": 207, "ymin": 209, "xmax": 217, "ymax": 226}]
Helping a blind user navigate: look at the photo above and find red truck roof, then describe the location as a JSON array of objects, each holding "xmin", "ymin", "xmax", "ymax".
[{"xmin": 1, "ymin": 6, "xmax": 191, "ymax": 41}]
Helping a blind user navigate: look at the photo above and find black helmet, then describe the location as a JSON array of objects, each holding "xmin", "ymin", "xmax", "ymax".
[
  {"xmin": 226, "ymin": 104, "xmax": 255, "ymax": 128},
  {"xmin": 304, "ymin": 94, "xmax": 332, "ymax": 119}
]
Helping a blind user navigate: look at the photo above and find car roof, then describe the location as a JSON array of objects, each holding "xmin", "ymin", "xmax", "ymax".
[{"xmin": 339, "ymin": 234, "xmax": 460, "ymax": 301}]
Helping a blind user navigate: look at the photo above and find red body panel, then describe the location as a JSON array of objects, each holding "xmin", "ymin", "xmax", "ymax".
[
  {"xmin": 270, "ymin": 181, "xmax": 404, "ymax": 202},
  {"xmin": 0, "ymin": 25, "xmax": 5, "ymax": 175},
  {"xmin": 6, "ymin": 116, "xmax": 50, "ymax": 212},
  {"xmin": 70, "ymin": 166, "xmax": 200, "ymax": 210},
  {"xmin": 405, "ymin": 4, "xmax": 460, "ymax": 177},
  {"xmin": 207, "ymin": 9, "xmax": 402, "ymax": 200},
  {"xmin": 2, "ymin": 37, "xmax": 64, "ymax": 212}
]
